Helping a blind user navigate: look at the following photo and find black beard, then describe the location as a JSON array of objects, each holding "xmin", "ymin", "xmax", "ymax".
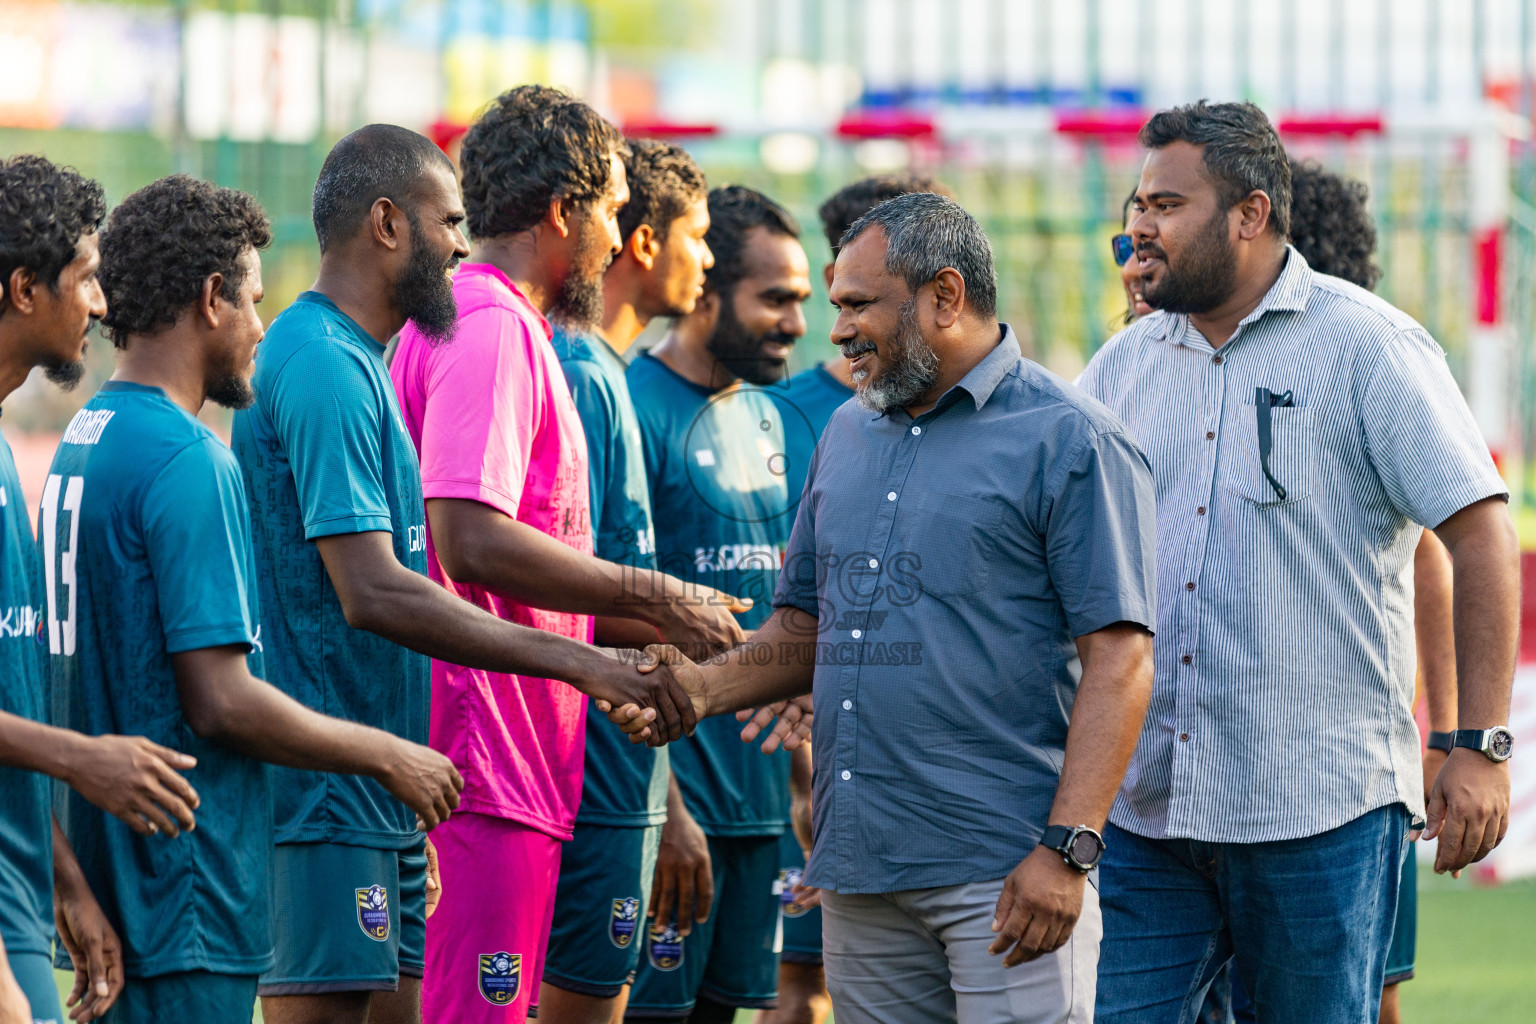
[
  {"xmin": 42, "ymin": 356, "xmax": 85, "ymax": 391},
  {"xmin": 207, "ymin": 373, "xmax": 256, "ymax": 410},
  {"xmin": 397, "ymin": 234, "xmax": 459, "ymax": 344},
  {"xmin": 853, "ymin": 296, "xmax": 939, "ymax": 413},
  {"xmin": 1140, "ymin": 206, "xmax": 1238, "ymax": 314},
  {"xmin": 707, "ymin": 294, "xmax": 795, "ymax": 386},
  {"xmin": 549, "ymin": 227, "xmax": 613, "ymax": 331}
]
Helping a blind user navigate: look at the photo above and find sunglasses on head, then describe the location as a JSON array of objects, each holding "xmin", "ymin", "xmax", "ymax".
[{"xmin": 1111, "ymin": 233, "xmax": 1135, "ymax": 267}]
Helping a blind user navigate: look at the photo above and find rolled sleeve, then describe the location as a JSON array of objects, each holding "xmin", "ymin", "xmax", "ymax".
[
  {"xmin": 1044, "ymin": 429, "xmax": 1158, "ymax": 638},
  {"xmin": 1360, "ymin": 329, "xmax": 1509, "ymax": 528}
]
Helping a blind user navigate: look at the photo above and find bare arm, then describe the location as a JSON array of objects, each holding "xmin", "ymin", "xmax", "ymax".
[
  {"xmin": 989, "ymin": 623, "xmax": 1154, "ymax": 967},
  {"xmin": 1414, "ymin": 529, "xmax": 1458, "ymax": 803},
  {"xmin": 1427, "ymin": 496, "xmax": 1518, "ymax": 872},
  {"xmin": 172, "ymin": 645, "xmax": 463, "ymax": 830},
  {"xmin": 0, "ymin": 928, "xmax": 27, "ymax": 1024},
  {"xmin": 52, "ymin": 818, "xmax": 122, "ymax": 1022},
  {"xmin": 315, "ymin": 530, "xmax": 694, "ymax": 740}
]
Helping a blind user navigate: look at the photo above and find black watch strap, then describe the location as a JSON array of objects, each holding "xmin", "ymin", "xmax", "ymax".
[
  {"xmin": 1040, "ymin": 824, "xmax": 1104, "ymax": 872},
  {"xmin": 1427, "ymin": 731, "xmax": 1454, "ymax": 753}
]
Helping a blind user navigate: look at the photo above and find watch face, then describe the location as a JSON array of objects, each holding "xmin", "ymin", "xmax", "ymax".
[
  {"xmin": 1490, "ymin": 729, "xmax": 1514, "ymax": 761},
  {"xmin": 1069, "ymin": 831, "xmax": 1102, "ymax": 867}
]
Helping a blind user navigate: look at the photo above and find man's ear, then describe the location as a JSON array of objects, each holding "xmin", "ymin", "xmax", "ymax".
[
  {"xmin": 1236, "ymin": 189, "xmax": 1273, "ymax": 241},
  {"xmin": 823, "ymin": 263, "xmax": 835, "ymax": 291},
  {"xmin": 3, "ymin": 267, "xmax": 39, "ymax": 316},
  {"xmin": 371, "ymin": 197, "xmax": 406, "ymax": 251},
  {"xmin": 199, "ymin": 273, "xmax": 226, "ymax": 330},
  {"xmin": 548, "ymin": 196, "xmax": 574, "ymax": 239},
  {"xmin": 929, "ymin": 267, "xmax": 966, "ymax": 329},
  {"xmin": 628, "ymin": 223, "xmax": 658, "ymax": 271}
]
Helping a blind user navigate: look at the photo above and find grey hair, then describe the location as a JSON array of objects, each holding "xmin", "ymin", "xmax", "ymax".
[{"xmin": 839, "ymin": 192, "xmax": 997, "ymax": 316}]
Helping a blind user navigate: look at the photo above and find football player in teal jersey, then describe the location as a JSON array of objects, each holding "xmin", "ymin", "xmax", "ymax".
[
  {"xmin": 232, "ymin": 125, "xmax": 695, "ymax": 1024},
  {"xmin": 46, "ymin": 174, "xmax": 467, "ymax": 1024},
  {"xmin": 625, "ymin": 186, "xmax": 814, "ymax": 1024},
  {"xmin": 542, "ymin": 137, "xmax": 723, "ymax": 1024},
  {"xmin": 0, "ymin": 155, "xmax": 211, "ymax": 1024}
]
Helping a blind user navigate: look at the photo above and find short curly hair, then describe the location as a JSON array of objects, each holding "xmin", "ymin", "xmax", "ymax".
[
  {"xmin": 1287, "ymin": 160, "xmax": 1380, "ymax": 290},
  {"xmin": 460, "ymin": 85, "xmax": 628, "ymax": 240},
  {"xmin": 99, "ymin": 174, "xmax": 271, "ymax": 347},
  {"xmin": 818, "ymin": 173, "xmax": 954, "ymax": 255},
  {"xmin": 0, "ymin": 155, "xmax": 105, "ymax": 301},
  {"xmin": 703, "ymin": 186, "xmax": 800, "ymax": 299},
  {"xmin": 617, "ymin": 138, "xmax": 708, "ymax": 245}
]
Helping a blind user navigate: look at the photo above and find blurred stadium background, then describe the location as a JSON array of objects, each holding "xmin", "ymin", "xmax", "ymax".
[{"xmin": 3, "ymin": 0, "xmax": 1534, "ymax": 1016}]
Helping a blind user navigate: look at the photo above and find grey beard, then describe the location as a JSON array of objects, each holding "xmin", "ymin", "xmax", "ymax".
[{"xmin": 854, "ymin": 298, "xmax": 939, "ymax": 413}]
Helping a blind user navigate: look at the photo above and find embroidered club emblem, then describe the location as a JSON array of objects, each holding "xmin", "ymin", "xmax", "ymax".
[
  {"xmin": 775, "ymin": 868, "xmax": 808, "ymax": 918},
  {"xmin": 479, "ymin": 951, "xmax": 522, "ymax": 1005},
  {"xmin": 648, "ymin": 921, "xmax": 684, "ymax": 971},
  {"xmin": 355, "ymin": 885, "xmax": 390, "ymax": 941},
  {"xmin": 610, "ymin": 897, "xmax": 640, "ymax": 948}
]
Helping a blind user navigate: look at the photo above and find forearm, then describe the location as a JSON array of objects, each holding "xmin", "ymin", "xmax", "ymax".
[
  {"xmin": 696, "ymin": 606, "xmax": 818, "ymax": 716},
  {"xmin": 51, "ymin": 816, "xmax": 89, "ymax": 898},
  {"xmin": 595, "ymin": 615, "xmax": 661, "ymax": 649},
  {"xmin": 0, "ymin": 712, "xmax": 91, "ymax": 782},
  {"xmin": 1413, "ymin": 529, "xmax": 1458, "ymax": 731},
  {"xmin": 1049, "ymin": 627, "xmax": 1153, "ymax": 828},
  {"xmin": 1437, "ymin": 502, "xmax": 1519, "ymax": 728}
]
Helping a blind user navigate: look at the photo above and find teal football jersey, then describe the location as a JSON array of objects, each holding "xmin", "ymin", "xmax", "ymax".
[
  {"xmin": 626, "ymin": 352, "xmax": 792, "ymax": 836},
  {"xmin": 769, "ymin": 363, "xmax": 854, "ymax": 505},
  {"xmin": 46, "ymin": 383, "xmax": 271, "ymax": 978},
  {"xmin": 232, "ymin": 292, "xmax": 430, "ymax": 850},
  {"xmin": 552, "ymin": 328, "xmax": 668, "ymax": 828},
  {"xmin": 0, "ymin": 429, "xmax": 50, "ymax": 959}
]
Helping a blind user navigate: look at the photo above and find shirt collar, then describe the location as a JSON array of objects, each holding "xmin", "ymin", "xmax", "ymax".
[
  {"xmin": 873, "ymin": 322, "xmax": 1020, "ymax": 420},
  {"xmin": 1155, "ymin": 245, "xmax": 1313, "ymax": 345}
]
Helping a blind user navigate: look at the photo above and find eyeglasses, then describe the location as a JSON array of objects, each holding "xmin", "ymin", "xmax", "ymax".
[{"xmin": 1111, "ymin": 233, "xmax": 1135, "ymax": 267}]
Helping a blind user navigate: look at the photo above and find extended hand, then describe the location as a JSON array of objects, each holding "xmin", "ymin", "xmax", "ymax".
[
  {"xmin": 988, "ymin": 845, "xmax": 1086, "ymax": 967},
  {"xmin": 589, "ymin": 647, "xmax": 699, "ymax": 745},
  {"xmin": 64, "ymin": 735, "xmax": 200, "ymax": 838},
  {"xmin": 736, "ymin": 696, "xmax": 813, "ymax": 753},
  {"xmin": 55, "ymin": 875, "xmax": 123, "ymax": 1022},
  {"xmin": 651, "ymin": 583, "xmax": 751, "ymax": 659},
  {"xmin": 379, "ymin": 740, "xmax": 464, "ymax": 832},
  {"xmin": 650, "ymin": 805, "xmax": 714, "ymax": 937},
  {"xmin": 1423, "ymin": 748, "xmax": 1510, "ymax": 874},
  {"xmin": 424, "ymin": 837, "xmax": 442, "ymax": 919},
  {"xmin": 599, "ymin": 645, "xmax": 707, "ymax": 746}
]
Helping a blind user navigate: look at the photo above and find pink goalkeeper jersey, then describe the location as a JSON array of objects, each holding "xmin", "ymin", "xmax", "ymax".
[{"xmin": 391, "ymin": 263, "xmax": 593, "ymax": 840}]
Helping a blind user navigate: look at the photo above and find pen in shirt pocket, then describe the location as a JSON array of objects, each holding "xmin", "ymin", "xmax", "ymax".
[{"xmin": 1255, "ymin": 387, "xmax": 1294, "ymax": 501}]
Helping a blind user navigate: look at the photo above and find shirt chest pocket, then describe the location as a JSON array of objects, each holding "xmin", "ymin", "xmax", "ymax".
[
  {"xmin": 1222, "ymin": 398, "xmax": 1316, "ymax": 506},
  {"xmin": 896, "ymin": 491, "xmax": 1005, "ymax": 597}
]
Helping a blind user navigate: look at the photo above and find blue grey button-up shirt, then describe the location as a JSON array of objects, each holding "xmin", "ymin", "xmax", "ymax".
[
  {"xmin": 774, "ymin": 326, "xmax": 1157, "ymax": 894},
  {"xmin": 1078, "ymin": 248, "xmax": 1507, "ymax": 844}
]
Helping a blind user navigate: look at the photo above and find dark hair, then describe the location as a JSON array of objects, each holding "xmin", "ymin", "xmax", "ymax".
[
  {"xmin": 461, "ymin": 85, "xmax": 627, "ymax": 240},
  {"xmin": 818, "ymin": 173, "xmax": 954, "ymax": 255},
  {"xmin": 841, "ymin": 191, "xmax": 997, "ymax": 316},
  {"xmin": 1287, "ymin": 160, "xmax": 1379, "ymax": 290},
  {"xmin": 1121, "ymin": 188, "xmax": 1137, "ymax": 228},
  {"xmin": 0, "ymin": 155, "xmax": 105, "ymax": 300},
  {"xmin": 703, "ymin": 185, "xmax": 800, "ymax": 296},
  {"xmin": 1139, "ymin": 100, "xmax": 1292, "ymax": 239},
  {"xmin": 312, "ymin": 123, "xmax": 454, "ymax": 253},
  {"xmin": 99, "ymin": 174, "xmax": 271, "ymax": 347},
  {"xmin": 617, "ymin": 138, "xmax": 708, "ymax": 244}
]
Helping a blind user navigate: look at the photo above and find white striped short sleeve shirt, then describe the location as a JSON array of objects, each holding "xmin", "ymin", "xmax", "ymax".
[{"xmin": 1077, "ymin": 247, "xmax": 1508, "ymax": 843}]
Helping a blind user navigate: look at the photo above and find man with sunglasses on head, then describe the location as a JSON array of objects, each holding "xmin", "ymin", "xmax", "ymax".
[{"xmin": 1079, "ymin": 101, "xmax": 1517, "ymax": 1024}]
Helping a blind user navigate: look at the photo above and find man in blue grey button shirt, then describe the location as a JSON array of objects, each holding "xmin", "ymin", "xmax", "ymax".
[
  {"xmin": 621, "ymin": 192, "xmax": 1159, "ymax": 1023},
  {"xmin": 1078, "ymin": 102, "xmax": 1519, "ymax": 1024}
]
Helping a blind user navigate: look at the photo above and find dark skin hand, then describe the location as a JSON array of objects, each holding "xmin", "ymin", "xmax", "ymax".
[
  {"xmin": 314, "ymin": 530, "xmax": 696, "ymax": 742},
  {"xmin": 173, "ymin": 645, "xmax": 464, "ymax": 830},
  {"xmin": 52, "ymin": 818, "xmax": 122, "ymax": 1022},
  {"xmin": 1424, "ymin": 496, "xmax": 1519, "ymax": 873},
  {"xmin": 0, "ymin": 712, "xmax": 199, "ymax": 837},
  {"xmin": 649, "ymin": 774, "xmax": 715, "ymax": 937}
]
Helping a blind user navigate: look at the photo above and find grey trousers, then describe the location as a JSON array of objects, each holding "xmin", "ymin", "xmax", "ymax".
[{"xmin": 821, "ymin": 878, "xmax": 1101, "ymax": 1024}]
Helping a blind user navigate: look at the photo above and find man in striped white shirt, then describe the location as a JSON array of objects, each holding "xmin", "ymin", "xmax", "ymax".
[{"xmin": 1079, "ymin": 101, "xmax": 1519, "ymax": 1024}]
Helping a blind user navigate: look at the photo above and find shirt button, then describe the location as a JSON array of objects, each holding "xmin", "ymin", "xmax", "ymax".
[
  {"xmin": 1180, "ymin": 733, "xmax": 1191, "ymax": 742},
  {"xmin": 841, "ymin": 770, "xmax": 852, "ymax": 781},
  {"xmin": 1181, "ymin": 654, "xmax": 1192, "ymax": 664},
  {"xmin": 868, "ymin": 558, "xmax": 879, "ymax": 569},
  {"xmin": 887, "ymin": 491, "xmax": 897, "ymax": 501},
  {"xmin": 1213, "ymin": 355, "xmax": 1224, "ymax": 365},
  {"xmin": 911, "ymin": 425, "xmax": 922, "ymax": 436},
  {"xmin": 1185, "ymin": 581, "xmax": 1196, "ymax": 591},
  {"xmin": 1205, "ymin": 431, "xmax": 1215, "ymax": 440},
  {"xmin": 851, "ymin": 629, "xmax": 862, "ymax": 639},
  {"xmin": 1197, "ymin": 506, "xmax": 1206, "ymax": 515},
  {"xmin": 842, "ymin": 699, "xmax": 853, "ymax": 710}
]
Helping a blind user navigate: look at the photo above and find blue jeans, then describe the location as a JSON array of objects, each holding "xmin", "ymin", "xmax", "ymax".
[{"xmin": 1096, "ymin": 803, "xmax": 1409, "ymax": 1024}]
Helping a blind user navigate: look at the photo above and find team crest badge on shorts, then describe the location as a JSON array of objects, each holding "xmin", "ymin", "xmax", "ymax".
[
  {"xmin": 479, "ymin": 951, "xmax": 522, "ymax": 1005},
  {"xmin": 647, "ymin": 921, "xmax": 684, "ymax": 971},
  {"xmin": 609, "ymin": 897, "xmax": 641, "ymax": 948},
  {"xmin": 774, "ymin": 868, "xmax": 808, "ymax": 917},
  {"xmin": 355, "ymin": 884, "xmax": 390, "ymax": 941}
]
